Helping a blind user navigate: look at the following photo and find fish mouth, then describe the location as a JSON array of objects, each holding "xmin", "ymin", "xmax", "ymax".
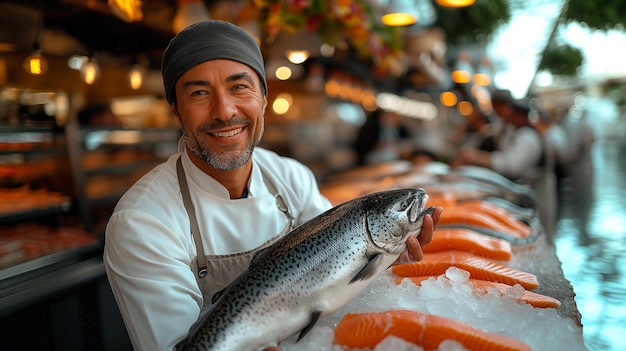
[{"xmin": 409, "ymin": 189, "xmax": 435, "ymax": 224}]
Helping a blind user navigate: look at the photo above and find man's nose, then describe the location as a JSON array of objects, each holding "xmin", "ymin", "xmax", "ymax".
[{"xmin": 212, "ymin": 92, "xmax": 238, "ymax": 120}]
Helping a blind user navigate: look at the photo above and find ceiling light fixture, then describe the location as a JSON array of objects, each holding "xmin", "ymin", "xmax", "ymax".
[
  {"xmin": 128, "ymin": 64, "xmax": 145, "ymax": 90},
  {"xmin": 381, "ymin": 0, "xmax": 418, "ymax": 27},
  {"xmin": 436, "ymin": 0, "xmax": 476, "ymax": 8},
  {"xmin": 286, "ymin": 50, "xmax": 309, "ymax": 64},
  {"xmin": 23, "ymin": 47, "xmax": 48, "ymax": 76},
  {"xmin": 269, "ymin": 30, "xmax": 322, "ymax": 66},
  {"xmin": 23, "ymin": 10, "xmax": 48, "ymax": 76},
  {"xmin": 451, "ymin": 50, "xmax": 473, "ymax": 84},
  {"xmin": 80, "ymin": 56, "xmax": 101, "ymax": 85},
  {"xmin": 108, "ymin": 0, "xmax": 143, "ymax": 22},
  {"xmin": 173, "ymin": 0, "xmax": 211, "ymax": 34}
]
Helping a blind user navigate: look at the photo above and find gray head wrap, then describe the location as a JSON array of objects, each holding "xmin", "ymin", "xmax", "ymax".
[{"xmin": 161, "ymin": 20, "xmax": 267, "ymax": 105}]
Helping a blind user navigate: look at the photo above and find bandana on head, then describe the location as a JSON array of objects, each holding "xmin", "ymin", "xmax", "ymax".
[{"xmin": 161, "ymin": 20, "xmax": 267, "ymax": 105}]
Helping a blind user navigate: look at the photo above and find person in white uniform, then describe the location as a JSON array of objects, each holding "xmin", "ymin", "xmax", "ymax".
[
  {"xmin": 451, "ymin": 90, "xmax": 557, "ymax": 237},
  {"xmin": 103, "ymin": 20, "xmax": 442, "ymax": 351}
]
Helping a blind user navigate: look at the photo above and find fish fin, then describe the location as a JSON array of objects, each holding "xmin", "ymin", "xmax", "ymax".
[
  {"xmin": 349, "ymin": 253, "xmax": 382, "ymax": 284},
  {"xmin": 211, "ymin": 288, "xmax": 226, "ymax": 304},
  {"xmin": 297, "ymin": 310, "xmax": 322, "ymax": 342},
  {"xmin": 174, "ymin": 337, "xmax": 188, "ymax": 351},
  {"xmin": 250, "ymin": 247, "xmax": 268, "ymax": 267}
]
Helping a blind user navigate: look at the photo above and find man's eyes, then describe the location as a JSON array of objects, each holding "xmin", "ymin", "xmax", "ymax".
[{"xmin": 190, "ymin": 90, "xmax": 208, "ymax": 97}]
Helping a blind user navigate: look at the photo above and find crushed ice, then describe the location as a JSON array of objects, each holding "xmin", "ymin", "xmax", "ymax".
[{"xmin": 281, "ymin": 266, "xmax": 586, "ymax": 351}]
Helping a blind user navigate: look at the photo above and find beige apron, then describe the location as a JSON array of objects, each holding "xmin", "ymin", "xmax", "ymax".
[{"xmin": 175, "ymin": 156, "xmax": 294, "ymax": 310}]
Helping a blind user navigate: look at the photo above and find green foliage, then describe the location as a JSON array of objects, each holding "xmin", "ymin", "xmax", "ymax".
[
  {"xmin": 538, "ymin": 44, "xmax": 584, "ymax": 76},
  {"xmin": 563, "ymin": 0, "xmax": 626, "ymax": 31},
  {"xmin": 432, "ymin": 0, "xmax": 511, "ymax": 45}
]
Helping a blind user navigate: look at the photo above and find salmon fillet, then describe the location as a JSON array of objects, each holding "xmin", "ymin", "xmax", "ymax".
[
  {"xmin": 424, "ymin": 228, "xmax": 512, "ymax": 261},
  {"xmin": 392, "ymin": 251, "xmax": 539, "ymax": 290},
  {"xmin": 334, "ymin": 309, "xmax": 533, "ymax": 351}
]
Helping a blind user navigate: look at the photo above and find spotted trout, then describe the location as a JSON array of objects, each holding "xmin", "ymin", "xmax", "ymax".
[{"xmin": 175, "ymin": 188, "xmax": 435, "ymax": 351}]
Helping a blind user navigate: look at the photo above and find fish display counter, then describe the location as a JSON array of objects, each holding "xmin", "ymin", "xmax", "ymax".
[{"xmin": 304, "ymin": 161, "xmax": 587, "ymax": 351}]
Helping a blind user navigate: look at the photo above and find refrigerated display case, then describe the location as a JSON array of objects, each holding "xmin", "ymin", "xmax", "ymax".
[{"xmin": 0, "ymin": 123, "xmax": 179, "ymax": 350}]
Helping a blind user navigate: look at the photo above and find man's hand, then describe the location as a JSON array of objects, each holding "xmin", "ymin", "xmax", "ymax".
[{"xmin": 393, "ymin": 206, "xmax": 443, "ymax": 265}]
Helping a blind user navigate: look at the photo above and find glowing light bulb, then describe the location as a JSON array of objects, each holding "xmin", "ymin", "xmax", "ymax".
[
  {"xmin": 81, "ymin": 59, "xmax": 101, "ymax": 85},
  {"xmin": 23, "ymin": 50, "xmax": 48, "ymax": 76}
]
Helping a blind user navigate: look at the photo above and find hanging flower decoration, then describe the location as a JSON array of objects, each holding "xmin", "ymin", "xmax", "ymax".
[{"xmin": 251, "ymin": 0, "xmax": 408, "ymax": 78}]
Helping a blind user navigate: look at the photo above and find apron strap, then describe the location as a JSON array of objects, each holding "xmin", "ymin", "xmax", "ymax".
[
  {"xmin": 256, "ymin": 163, "xmax": 295, "ymax": 230},
  {"xmin": 176, "ymin": 156, "xmax": 209, "ymax": 278},
  {"xmin": 176, "ymin": 154, "xmax": 294, "ymax": 279}
]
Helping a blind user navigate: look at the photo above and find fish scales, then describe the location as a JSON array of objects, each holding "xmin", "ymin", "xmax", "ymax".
[{"xmin": 175, "ymin": 188, "xmax": 434, "ymax": 351}]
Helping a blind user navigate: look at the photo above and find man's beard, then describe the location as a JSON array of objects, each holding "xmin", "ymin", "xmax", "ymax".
[{"xmin": 183, "ymin": 118, "xmax": 263, "ymax": 171}]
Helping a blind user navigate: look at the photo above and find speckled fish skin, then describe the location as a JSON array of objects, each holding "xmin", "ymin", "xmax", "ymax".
[{"xmin": 175, "ymin": 188, "xmax": 434, "ymax": 351}]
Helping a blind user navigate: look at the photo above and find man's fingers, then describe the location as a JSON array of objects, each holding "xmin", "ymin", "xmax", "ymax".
[
  {"xmin": 431, "ymin": 206, "xmax": 443, "ymax": 226},
  {"xmin": 407, "ymin": 235, "xmax": 424, "ymax": 261}
]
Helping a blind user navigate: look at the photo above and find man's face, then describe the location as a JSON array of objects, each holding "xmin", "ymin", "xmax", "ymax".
[
  {"xmin": 172, "ymin": 59, "xmax": 267, "ymax": 171},
  {"xmin": 492, "ymin": 102, "xmax": 514, "ymax": 122}
]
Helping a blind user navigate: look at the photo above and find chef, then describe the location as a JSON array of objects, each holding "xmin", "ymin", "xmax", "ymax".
[{"xmin": 103, "ymin": 20, "xmax": 442, "ymax": 350}]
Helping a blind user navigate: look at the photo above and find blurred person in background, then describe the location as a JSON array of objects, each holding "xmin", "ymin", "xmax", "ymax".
[
  {"xmin": 536, "ymin": 107, "xmax": 571, "ymax": 219},
  {"xmin": 561, "ymin": 103, "xmax": 596, "ymax": 236},
  {"xmin": 451, "ymin": 89, "xmax": 557, "ymax": 237},
  {"xmin": 447, "ymin": 107, "xmax": 498, "ymax": 153},
  {"xmin": 77, "ymin": 102, "xmax": 122, "ymax": 126},
  {"xmin": 352, "ymin": 108, "xmax": 415, "ymax": 165}
]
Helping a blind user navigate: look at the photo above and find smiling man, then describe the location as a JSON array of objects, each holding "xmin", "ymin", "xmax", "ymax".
[{"xmin": 103, "ymin": 20, "xmax": 441, "ymax": 351}]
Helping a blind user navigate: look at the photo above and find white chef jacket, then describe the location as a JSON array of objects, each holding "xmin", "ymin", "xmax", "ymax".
[
  {"xmin": 103, "ymin": 148, "xmax": 332, "ymax": 351},
  {"xmin": 491, "ymin": 124, "xmax": 557, "ymax": 235}
]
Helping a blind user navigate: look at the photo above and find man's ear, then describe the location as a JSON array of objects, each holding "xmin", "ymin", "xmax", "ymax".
[{"xmin": 262, "ymin": 95, "xmax": 267, "ymax": 114}]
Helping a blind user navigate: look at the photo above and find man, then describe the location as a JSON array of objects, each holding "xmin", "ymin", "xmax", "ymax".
[
  {"xmin": 103, "ymin": 20, "xmax": 441, "ymax": 350},
  {"xmin": 451, "ymin": 89, "xmax": 556, "ymax": 236}
]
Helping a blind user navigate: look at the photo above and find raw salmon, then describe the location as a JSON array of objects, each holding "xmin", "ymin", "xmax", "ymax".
[
  {"xmin": 438, "ymin": 206, "xmax": 531, "ymax": 239},
  {"xmin": 392, "ymin": 251, "xmax": 539, "ymax": 290},
  {"xmin": 452, "ymin": 200, "xmax": 532, "ymax": 227},
  {"xmin": 424, "ymin": 228, "xmax": 512, "ymax": 261},
  {"xmin": 396, "ymin": 276, "xmax": 561, "ymax": 308},
  {"xmin": 333, "ymin": 309, "xmax": 533, "ymax": 351}
]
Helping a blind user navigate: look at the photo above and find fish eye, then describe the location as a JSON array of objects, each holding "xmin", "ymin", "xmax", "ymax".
[{"xmin": 398, "ymin": 200, "xmax": 410, "ymax": 211}]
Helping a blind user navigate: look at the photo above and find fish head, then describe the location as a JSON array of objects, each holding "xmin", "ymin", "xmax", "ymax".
[{"xmin": 364, "ymin": 188, "xmax": 434, "ymax": 254}]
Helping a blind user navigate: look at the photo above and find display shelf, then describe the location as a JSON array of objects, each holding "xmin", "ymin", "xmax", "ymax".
[
  {"xmin": 0, "ymin": 240, "xmax": 101, "ymax": 290},
  {"xmin": 0, "ymin": 125, "xmax": 61, "ymax": 134},
  {"xmin": 84, "ymin": 158, "xmax": 164, "ymax": 176},
  {"xmin": 0, "ymin": 256, "xmax": 104, "ymax": 317},
  {"xmin": 0, "ymin": 145, "xmax": 66, "ymax": 156},
  {"xmin": 65, "ymin": 122, "xmax": 180, "ymax": 234},
  {"xmin": 0, "ymin": 205, "xmax": 70, "ymax": 224}
]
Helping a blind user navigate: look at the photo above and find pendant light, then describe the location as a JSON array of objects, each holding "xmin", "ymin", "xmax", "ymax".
[
  {"xmin": 381, "ymin": 0, "xmax": 418, "ymax": 27},
  {"xmin": 436, "ymin": 0, "xmax": 475, "ymax": 8},
  {"xmin": 80, "ymin": 56, "xmax": 101, "ymax": 85},
  {"xmin": 23, "ymin": 10, "xmax": 48, "ymax": 76},
  {"xmin": 128, "ymin": 65, "xmax": 145, "ymax": 89},
  {"xmin": 108, "ymin": 0, "xmax": 143, "ymax": 22},
  {"xmin": 451, "ymin": 50, "xmax": 473, "ymax": 84},
  {"xmin": 23, "ymin": 46, "xmax": 48, "ymax": 76},
  {"xmin": 173, "ymin": 0, "xmax": 210, "ymax": 34}
]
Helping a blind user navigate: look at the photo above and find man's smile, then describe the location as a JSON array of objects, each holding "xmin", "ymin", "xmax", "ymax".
[{"xmin": 210, "ymin": 127, "xmax": 244, "ymax": 138}]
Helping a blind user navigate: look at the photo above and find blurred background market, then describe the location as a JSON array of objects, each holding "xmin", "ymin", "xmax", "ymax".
[{"xmin": 1, "ymin": 0, "xmax": 625, "ymax": 350}]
